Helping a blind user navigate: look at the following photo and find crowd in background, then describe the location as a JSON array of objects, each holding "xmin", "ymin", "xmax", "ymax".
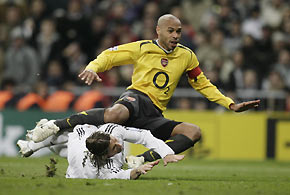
[{"xmin": 0, "ymin": 0, "xmax": 290, "ymax": 112}]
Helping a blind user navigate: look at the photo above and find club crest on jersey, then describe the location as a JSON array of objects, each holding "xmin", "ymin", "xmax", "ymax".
[
  {"xmin": 126, "ymin": 96, "xmax": 136, "ymax": 102},
  {"xmin": 161, "ymin": 58, "xmax": 168, "ymax": 67}
]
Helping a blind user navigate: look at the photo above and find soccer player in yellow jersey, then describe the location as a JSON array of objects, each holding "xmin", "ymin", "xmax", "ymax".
[{"xmin": 30, "ymin": 14, "xmax": 260, "ymax": 163}]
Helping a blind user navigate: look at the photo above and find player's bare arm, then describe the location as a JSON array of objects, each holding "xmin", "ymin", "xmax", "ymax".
[
  {"xmin": 229, "ymin": 100, "xmax": 261, "ymax": 112},
  {"xmin": 78, "ymin": 69, "xmax": 102, "ymax": 85}
]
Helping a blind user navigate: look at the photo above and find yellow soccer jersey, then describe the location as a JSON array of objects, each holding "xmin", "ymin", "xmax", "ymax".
[{"xmin": 86, "ymin": 40, "xmax": 234, "ymax": 111}]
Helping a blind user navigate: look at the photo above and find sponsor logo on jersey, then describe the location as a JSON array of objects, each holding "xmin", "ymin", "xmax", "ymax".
[
  {"xmin": 108, "ymin": 46, "xmax": 118, "ymax": 51},
  {"xmin": 126, "ymin": 96, "xmax": 136, "ymax": 102},
  {"xmin": 161, "ymin": 58, "xmax": 168, "ymax": 67}
]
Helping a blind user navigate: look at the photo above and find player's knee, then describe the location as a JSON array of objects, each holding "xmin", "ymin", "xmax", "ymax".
[
  {"xmin": 186, "ymin": 124, "xmax": 201, "ymax": 141},
  {"xmin": 104, "ymin": 105, "xmax": 129, "ymax": 124},
  {"xmin": 185, "ymin": 124, "xmax": 201, "ymax": 141},
  {"xmin": 192, "ymin": 125, "xmax": 201, "ymax": 141},
  {"xmin": 175, "ymin": 123, "xmax": 201, "ymax": 141}
]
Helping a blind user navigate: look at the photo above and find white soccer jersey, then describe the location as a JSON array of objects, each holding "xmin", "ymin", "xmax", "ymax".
[{"xmin": 65, "ymin": 123, "xmax": 174, "ymax": 180}]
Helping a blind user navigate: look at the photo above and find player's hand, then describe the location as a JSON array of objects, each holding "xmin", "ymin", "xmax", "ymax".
[
  {"xmin": 229, "ymin": 99, "xmax": 260, "ymax": 112},
  {"xmin": 138, "ymin": 160, "xmax": 160, "ymax": 174},
  {"xmin": 78, "ymin": 69, "xmax": 102, "ymax": 85},
  {"xmin": 163, "ymin": 154, "xmax": 185, "ymax": 166}
]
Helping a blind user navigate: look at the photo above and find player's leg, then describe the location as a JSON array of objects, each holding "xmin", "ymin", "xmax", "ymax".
[
  {"xmin": 55, "ymin": 90, "xmax": 138, "ymax": 131},
  {"xmin": 46, "ymin": 104, "xmax": 129, "ymax": 131},
  {"xmin": 138, "ymin": 121, "xmax": 201, "ymax": 162},
  {"xmin": 55, "ymin": 108, "xmax": 106, "ymax": 130},
  {"xmin": 31, "ymin": 91, "xmax": 133, "ymax": 142},
  {"xmin": 55, "ymin": 104, "xmax": 130, "ymax": 129},
  {"xmin": 49, "ymin": 144, "xmax": 67, "ymax": 158},
  {"xmin": 17, "ymin": 132, "xmax": 69, "ymax": 157},
  {"xmin": 167, "ymin": 122, "xmax": 201, "ymax": 153}
]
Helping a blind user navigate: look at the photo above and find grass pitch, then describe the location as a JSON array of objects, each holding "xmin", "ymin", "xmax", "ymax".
[{"xmin": 0, "ymin": 156, "xmax": 290, "ymax": 195}]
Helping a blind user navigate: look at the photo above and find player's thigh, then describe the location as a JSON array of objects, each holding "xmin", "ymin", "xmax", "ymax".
[
  {"xmin": 141, "ymin": 117, "xmax": 181, "ymax": 141},
  {"xmin": 104, "ymin": 104, "xmax": 130, "ymax": 124}
]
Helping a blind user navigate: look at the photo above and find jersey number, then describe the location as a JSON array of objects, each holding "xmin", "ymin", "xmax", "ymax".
[{"xmin": 153, "ymin": 72, "xmax": 170, "ymax": 94}]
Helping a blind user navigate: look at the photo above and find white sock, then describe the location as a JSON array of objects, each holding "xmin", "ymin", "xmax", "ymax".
[
  {"xmin": 49, "ymin": 144, "xmax": 68, "ymax": 158},
  {"xmin": 28, "ymin": 132, "xmax": 69, "ymax": 152},
  {"xmin": 28, "ymin": 135, "xmax": 54, "ymax": 152},
  {"xmin": 51, "ymin": 132, "xmax": 69, "ymax": 145}
]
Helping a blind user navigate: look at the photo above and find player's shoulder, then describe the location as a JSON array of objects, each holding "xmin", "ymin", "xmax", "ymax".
[
  {"xmin": 136, "ymin": 40, "xmax": 155, "ymax": 48},
  {"xmin": 119, "ymin": 40, "xmax": 154, "ymax": 50},
  {"xmin": 176, "ymin": 43, "xmax": 198, "ymax": 60},
  {"xmin": 73, "ymin": 124, "xmax": 97, "ymax": 134},
  {"xmin": 99, "ymin": 123, "xmax": 124, "ymax": 134},
  {"xmin": 176, "ymin": 43, "xmax": 194, "ymax": 54}
]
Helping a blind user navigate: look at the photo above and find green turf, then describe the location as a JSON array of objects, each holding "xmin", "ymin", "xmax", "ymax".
[{"xmin": 0, "ymin": 156, "xmax": 290, "ymax": 195}]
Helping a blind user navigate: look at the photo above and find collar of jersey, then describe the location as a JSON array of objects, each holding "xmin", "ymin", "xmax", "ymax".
[{"xmin": 154, "ymin": 39, "xmax": 173, "ymax": 54}]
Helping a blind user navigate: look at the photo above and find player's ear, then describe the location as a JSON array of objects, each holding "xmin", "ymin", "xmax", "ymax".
[{"xmin": 156, "ymin": 26, "xmax": 160, "ymax": 35}]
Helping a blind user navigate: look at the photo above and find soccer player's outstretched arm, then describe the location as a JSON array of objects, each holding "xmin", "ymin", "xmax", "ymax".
[
  {"xmin": 188, "ymin": 70, "xmax": 260, "ymax": 111},
  {"xmin": 183, "ymin": 50, "xmax": 260, "ymax": 111},
  {"xmin": 79, "ymin": 41, "xmax": 141, "ymax": 85}
]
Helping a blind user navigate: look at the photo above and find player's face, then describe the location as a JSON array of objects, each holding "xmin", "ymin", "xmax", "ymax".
[
  {"xmin": 107, "ymin": 136, "xmax": 123, "ymax": 157},
  {"xmin": 156, "ymin": 19, "xmax": 182, "ymax": 51}
]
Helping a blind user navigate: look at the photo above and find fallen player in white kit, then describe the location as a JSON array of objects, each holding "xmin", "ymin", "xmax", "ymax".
[{"xmin": 17, "ymin": 122, "xmax": 184, "ymax": 180}]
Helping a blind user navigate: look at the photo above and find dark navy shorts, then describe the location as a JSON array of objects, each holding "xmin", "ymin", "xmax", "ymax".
[{"xmin": 114, "ymin": 89, "xmax": 181, "ymax": 141}]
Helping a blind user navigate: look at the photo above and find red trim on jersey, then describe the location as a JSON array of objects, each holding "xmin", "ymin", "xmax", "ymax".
[{"xmin": 187, "ymin": 66, "xmax": 202, "ymax": 79}]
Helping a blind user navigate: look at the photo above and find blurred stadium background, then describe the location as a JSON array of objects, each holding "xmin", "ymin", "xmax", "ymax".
[{"xmin": 0, "ymin": 0, "xmax": 290, "ymax": 161}]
